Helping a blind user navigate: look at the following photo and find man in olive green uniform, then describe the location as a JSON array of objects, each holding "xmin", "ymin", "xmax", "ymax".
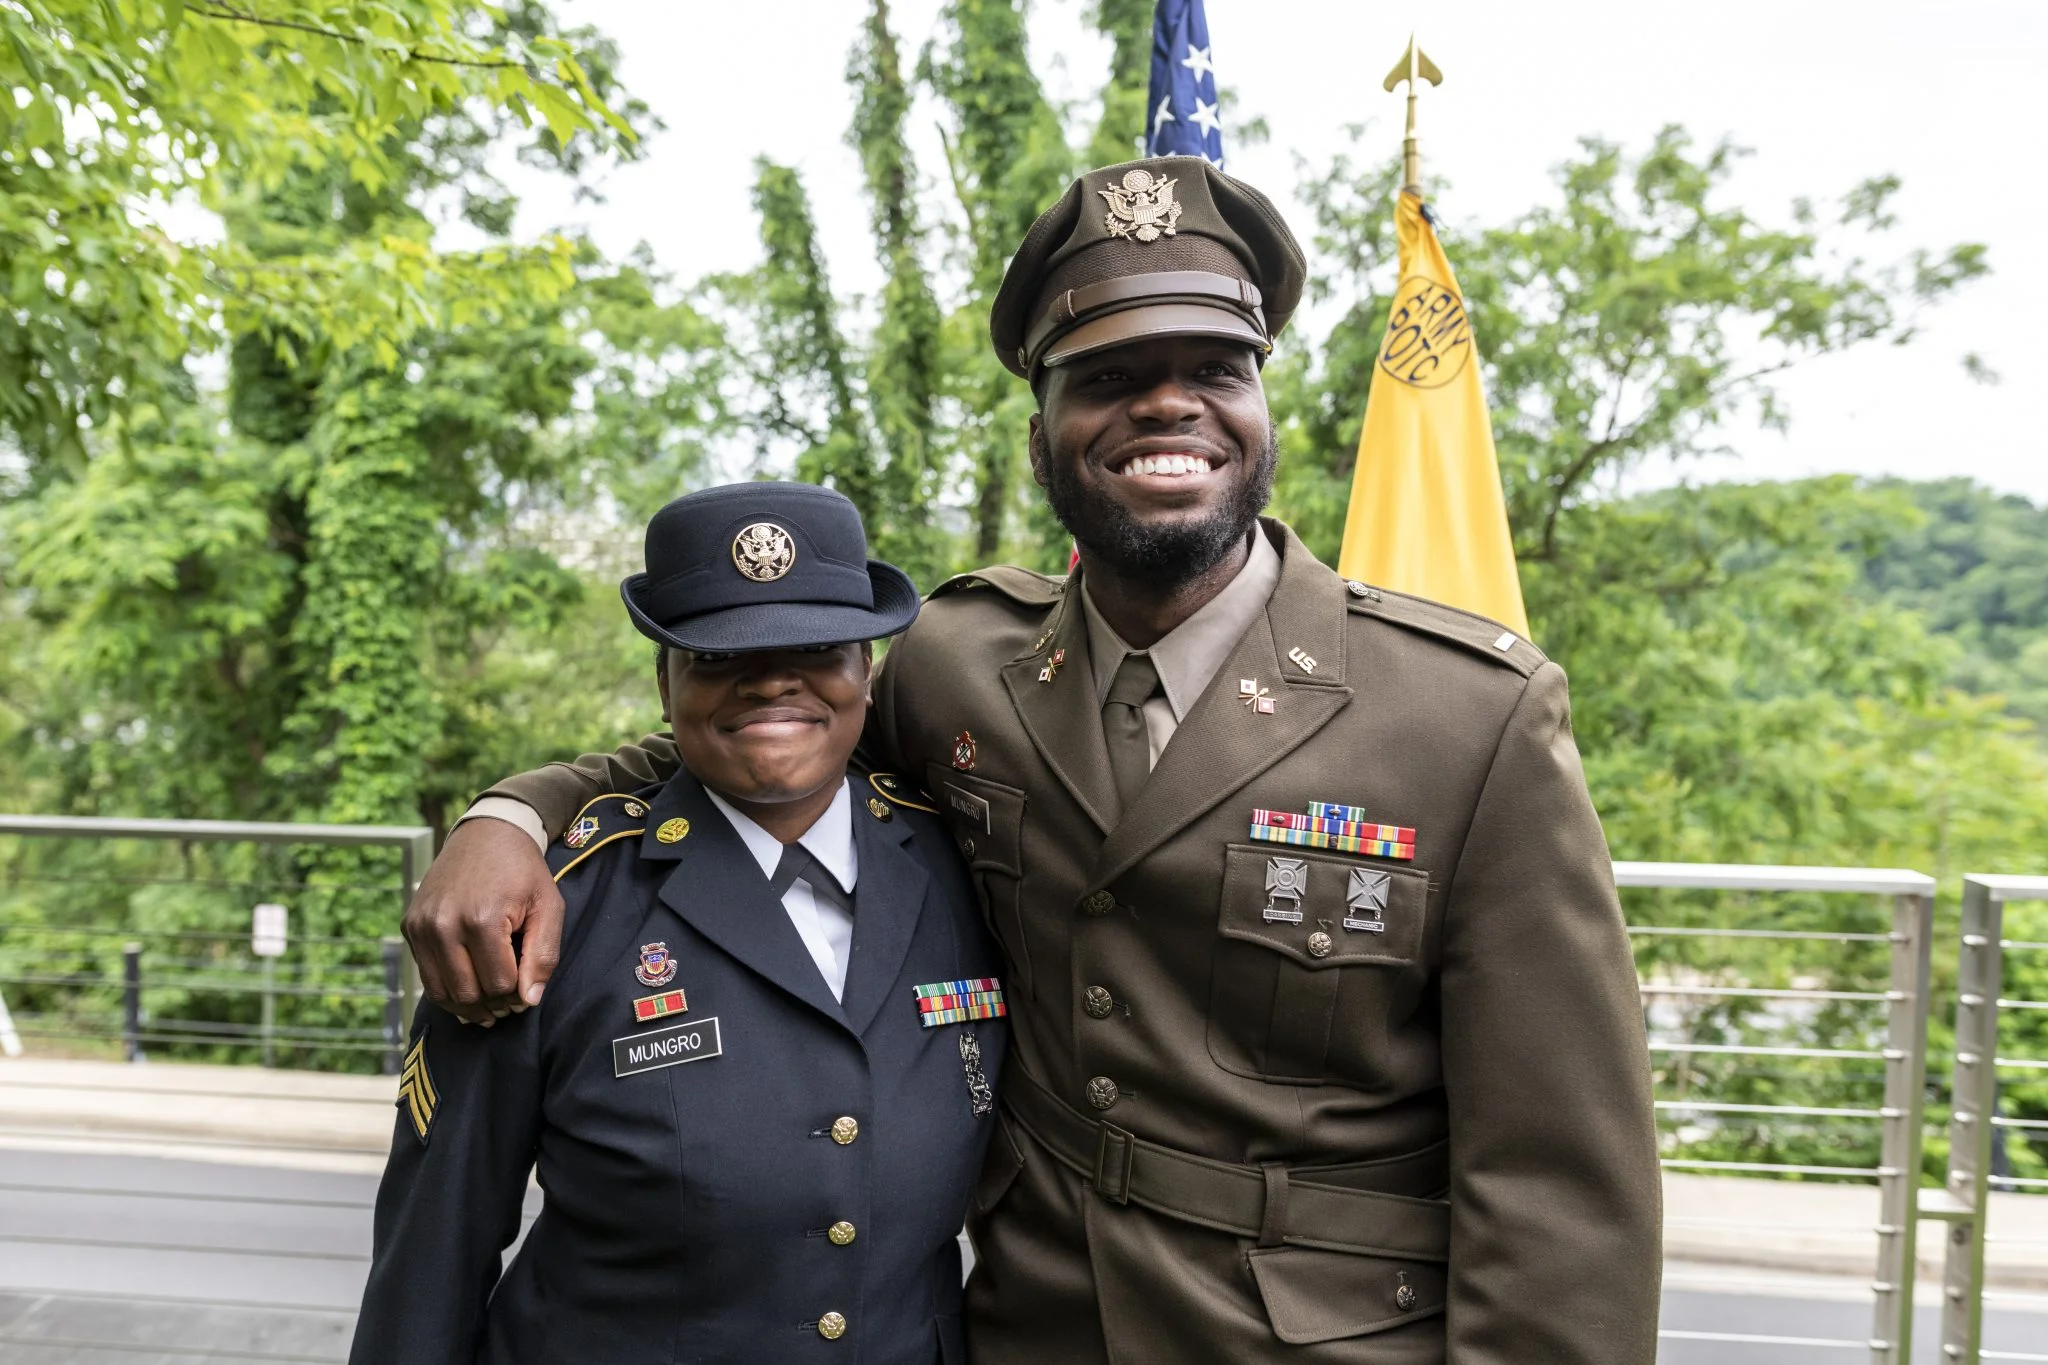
[{"xmin": 408, "ymin": 157, "xmax": 1661, "ymax": 1363}]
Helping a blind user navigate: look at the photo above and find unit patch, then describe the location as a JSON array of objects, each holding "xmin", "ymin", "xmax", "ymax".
[
  {"xmin": 632, "ymin": 988, "xmax": 688, "ymax": 1023},
  {"xmin": 397, "ymin": 1034, "xmax": 437, "ymax": 1145},
  {"xmin": 634, "ymin": 942, "xmax": 678, "ymax": 988},
  {"xmin": 612, "ymin": 1017, "xmax": 722, "ymax": 1077},
  {"xmin": 914, "ymin": 978, "xmax": 1006, "ymax": 1027}
]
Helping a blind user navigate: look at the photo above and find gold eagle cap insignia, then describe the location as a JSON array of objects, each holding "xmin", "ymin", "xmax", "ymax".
[
  {"xmin": 1099, "ymin": 168, "xmax": 1182, "ymax": 244},
  {"xmin": 731, "ymin": 522, "xmax": 796, "ymax": 582}
]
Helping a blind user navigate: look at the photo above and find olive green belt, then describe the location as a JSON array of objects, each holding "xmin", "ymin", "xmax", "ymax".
[{"xmin": 1001, "ymin": 1068, "xmax": 1452, "ymax": 1263}]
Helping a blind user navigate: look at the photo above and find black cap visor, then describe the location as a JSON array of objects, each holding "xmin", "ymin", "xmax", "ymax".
[{"xmin": 623, "ymin": 560, "xmax": 920, "ymax": 654}]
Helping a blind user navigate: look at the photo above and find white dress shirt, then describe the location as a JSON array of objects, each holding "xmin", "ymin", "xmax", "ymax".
[{"xmin": 702, "ymin": 780, "xmax": 859, "ymax": 1002}]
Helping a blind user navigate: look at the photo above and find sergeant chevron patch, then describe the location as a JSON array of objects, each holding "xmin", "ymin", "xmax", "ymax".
[{"xmin": 397, "ymin": 1034, "xmax": 437, "ymax": 1145}]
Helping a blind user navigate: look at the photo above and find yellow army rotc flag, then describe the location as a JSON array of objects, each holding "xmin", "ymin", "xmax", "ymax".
[{"xmin": 1337, "ymin": 190, "xmax": 1529, "ymax": 639}]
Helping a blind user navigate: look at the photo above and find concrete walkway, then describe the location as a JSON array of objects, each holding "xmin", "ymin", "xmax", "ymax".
[{"xmin": 6, "ymin": 1055, "xmax": 2047, "ymax": 1288}]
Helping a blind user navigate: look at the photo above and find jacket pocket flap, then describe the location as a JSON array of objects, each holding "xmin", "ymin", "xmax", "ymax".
[
  {"xmin": 1220, "ymin": 843, "xmax": 1428, "ymax": 967},
  {"xmin": 1246, "ymin": 1245, "xmax": 1446, "ymax": 1344},
  {"xmin": 926, "ymin": 765, "xmax": 1027, "ymax": 878}
]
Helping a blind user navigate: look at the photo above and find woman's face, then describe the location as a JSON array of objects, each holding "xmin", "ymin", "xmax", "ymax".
[{"xmin": 659, "ymin": 643, "xmax": 872, "ymax": 806}]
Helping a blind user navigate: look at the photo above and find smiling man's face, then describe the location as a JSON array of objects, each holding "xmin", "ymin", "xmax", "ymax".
[
  {"xmin": 659, "ymin": 643, "xmax": 872, "ymax": 810},
  {"xmin": 1031, "ymin": 335, "xmax": 1276, "ymax": 585}
]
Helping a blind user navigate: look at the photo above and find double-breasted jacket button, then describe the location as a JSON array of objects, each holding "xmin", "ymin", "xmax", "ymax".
[
  {"xmin": 1306, "ymin": 931, "xmax": 1334, "ymax": 958},
  {"xmin": 1086, "ymin": 1076, "xmax": 1120, "ymax": 1110},
  {"xmin": 1082, "ymin": 986, "xmax": 1116, "ymax": 1019},
  {"xmin": 1081, "ymin": 889, "xmax": 1116, "ymax": 917},
  {"xmin": 827, "ymin": 1220, "xmax": 857, "ymax": 1246},
  {"xmin": 818, "ymin": 1311, "xmax": 848, "ymax": 1340},
  {"xmin": 830, "ymin": 1116, "xmax": 859, "ymax": 1145}
]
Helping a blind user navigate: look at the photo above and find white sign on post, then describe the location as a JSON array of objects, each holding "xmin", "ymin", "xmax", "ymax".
[{"xmin": 251, "ymin": 903, "xmax": 289, "ymax": 959}]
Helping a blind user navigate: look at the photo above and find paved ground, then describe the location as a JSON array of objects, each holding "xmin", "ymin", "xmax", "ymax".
[
  {"xmin": 0, "ymin": 1148, "xmax": 2043, "ymax": 1364},
  {"xmin": 4, "ymin": 1058, "xmax": 2046, "ymax": 1362}
]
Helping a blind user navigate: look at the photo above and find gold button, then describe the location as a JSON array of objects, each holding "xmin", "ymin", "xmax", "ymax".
[
  {"xmin": 1083, "ymin": 986, "xmax": 1115, "ymax": 1019},
  {"xmin": 1081, "ymin": 890, "xmax": 1116, "ymax": 917},
  {"xmin": 1086, "ymin": 1076, "xmax": 1119, "ymax": 1111},
  {"xmin": 827, "ymin": 1220, "xmax": 856, "ymax": 1246},
  {"xmin": 830, "ymin": 1116, "xmax": 859, "ymax": 1145},
  {"xmin": 817, "ymin": 1311, "xmax": 847, "ymax": 1340},
  {"xmin": 1307, "ymin": 931, "xmax": 1334, "ymax": 958},
  {"xmin": 866, "ymin": 797, "xmax": 892, "ymax": 822}
]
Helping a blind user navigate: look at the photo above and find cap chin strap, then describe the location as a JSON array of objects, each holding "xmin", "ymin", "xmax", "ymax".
[{"xmin": 1021, "ymin": 270, "xmax": 1267, "ymax": 373}]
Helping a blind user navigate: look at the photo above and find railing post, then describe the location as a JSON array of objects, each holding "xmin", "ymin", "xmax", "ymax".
[
  {"xmin": 398, "ymin": 828, "xmax": 432, "ymax": 1034},
  {"xmin": 1871, "ymin": 890, "xmax": 1934, "ymax": 1364},
  {"xmin": 1936, "ymin": 878, "xmax": 2004, "ymax": 1364},
  {"xmin": 381, "ymin": 936, "xmax": 405, "ymax": 1075},
  {"xmin": 121, "ymin": 941, "xmax": 143, "ymax": 1063}
]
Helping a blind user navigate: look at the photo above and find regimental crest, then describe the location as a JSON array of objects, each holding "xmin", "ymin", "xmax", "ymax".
[
  {"xmin": 952, "ymin": 730, "xmax": 977, "ymax": 771},
  {"xmin": 1099, "ymin": 168, "xmax": 1182, "ymax": 243},
  {"xmin": 730, "ymin": 522, "xmax": 796, "ymax": 582},
  {"xmin": 563, "ymin": 815, "xmax": 600, "ymax": 850},
  {"xmin": 635, "ymin": 941, "xmax": 678, "ymax": 988}
]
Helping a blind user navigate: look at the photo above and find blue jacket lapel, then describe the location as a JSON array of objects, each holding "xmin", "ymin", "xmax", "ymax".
[
  {"xmin": 642, "ymin": 773, "xmax": 851, "ymax": 1032},
  {"xmin": 838, "ymin": 797, "xmax": 929, "ymax": 1037}
]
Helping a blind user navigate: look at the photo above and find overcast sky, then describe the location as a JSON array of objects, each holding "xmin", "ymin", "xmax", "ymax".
[{"xmin": 503, "ymin": 0, "xmax": 2047, "ymax": 503}]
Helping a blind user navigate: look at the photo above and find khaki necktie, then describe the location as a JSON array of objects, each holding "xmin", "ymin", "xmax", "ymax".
[{"xmin": 1103, "ymin": 652, "xmax": 1162, "ymax": 815}]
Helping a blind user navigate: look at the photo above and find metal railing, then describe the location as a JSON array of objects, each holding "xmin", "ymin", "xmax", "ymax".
[
  {"xmin": 1932, "ymin": 874, "xmax": 2048, "ymax": 1365},
  {"xmin": 1614, "ymin": 861, "xmax": 1936, "ymax": 1365},
  {"xmin": 0, "ymin": 816, "xmax": 431, "ymax": 1073}
]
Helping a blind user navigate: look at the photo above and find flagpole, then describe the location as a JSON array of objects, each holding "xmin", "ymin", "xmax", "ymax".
[{"xmin": 1382, "ymin": 36, "xmax": 1442, "ymax": 196}]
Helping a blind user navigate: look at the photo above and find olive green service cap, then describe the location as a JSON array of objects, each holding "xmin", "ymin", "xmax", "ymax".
[{"xmin": 990, "ymin": 155, "xmax": 1307, "ymax": 379}]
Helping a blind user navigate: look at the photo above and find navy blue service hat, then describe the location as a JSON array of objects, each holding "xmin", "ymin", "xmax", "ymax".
[
  {"xmin": 990, "ymin": 155, "xmax": 1307, "ymax": 379},
  {"xmin": 621, "ymin": 482, "xmax": 920, "ymax": 653}
]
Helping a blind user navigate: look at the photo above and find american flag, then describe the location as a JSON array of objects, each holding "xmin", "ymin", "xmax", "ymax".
[{"xmin": 1144, "ymin": 0, "xmax": 1223, "ymax": 167}]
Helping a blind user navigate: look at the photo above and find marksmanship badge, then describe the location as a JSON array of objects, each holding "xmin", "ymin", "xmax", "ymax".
[
  {"xmin": 635, "ymin": 941, "xmax": 678, "ymax": 988},
  {"xmin": 1345, "ymin": 868, "xmax": 1391, "ymax": 934},
  {"xmin": 1263, "ymin": 856, "xmax": 1308, "ymax": 925},
  {"xmin": 731, "ymin": 522, "xmax": 796, "ymax": 582},
  {"xmin": 1099, "ymin": 168, "xmax": 1182, "ymax": 243}
]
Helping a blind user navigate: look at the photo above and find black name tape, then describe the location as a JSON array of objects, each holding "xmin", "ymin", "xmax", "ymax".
[{"xmin": 613, "ymin": 1016, "xmax": 723, "ymax": 1078}]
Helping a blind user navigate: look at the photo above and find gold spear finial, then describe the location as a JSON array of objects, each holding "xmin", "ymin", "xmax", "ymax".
[{"xmin": 1382, "ymin": 35, "xmax": 1443, "ymax": 197}]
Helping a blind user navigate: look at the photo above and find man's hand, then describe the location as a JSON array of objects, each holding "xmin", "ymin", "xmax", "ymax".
[{"xmin": 402, "ymin": 818, "xmax": 564, "ymax": 1026}]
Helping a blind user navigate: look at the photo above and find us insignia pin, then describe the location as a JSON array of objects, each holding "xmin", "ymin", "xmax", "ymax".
[
  {"xmin": 1344, "ymin": 868, "xmax": 1391, "ymax": 934},
  {"xmin": 1263, "ymin": 857, "xmax": 1308, "ymax": 924},
  {"xmin": 635, "ymin": 942, "xmax": 678, "ymax": 988},
  {"xmin": 632, "ymin": 988, "xmax": 688, "ymax": 1023},
  {"xmin": 655, "ymin": 818, "xmax": 690, "ymax": 844},
  {"xmin": 563, "ymin": 815, "xmax": 599, "ymax": 849},
  {"xmin": 397, "ymin": 1033, "xmax": 437, "ymax": 1144}
]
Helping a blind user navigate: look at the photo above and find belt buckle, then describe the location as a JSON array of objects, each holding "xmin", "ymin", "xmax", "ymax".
[{"xmin": 1094, "ymin": 1122, "xmax": 1135, "ymax": 1205}]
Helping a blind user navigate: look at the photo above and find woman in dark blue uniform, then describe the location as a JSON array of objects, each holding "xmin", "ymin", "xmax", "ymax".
[{"xmin": 350, "ymin": 483, "xmax": 1008, "ymax": 1365}]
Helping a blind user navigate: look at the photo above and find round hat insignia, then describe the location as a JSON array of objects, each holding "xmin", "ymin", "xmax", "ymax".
[
  {"xmin": 1377, "ymin": 275, "xmax": 1472, "ymax": 389},
  {"xmin": 731, "ymin": 522, "xmax": 796, "ymax": 583}
]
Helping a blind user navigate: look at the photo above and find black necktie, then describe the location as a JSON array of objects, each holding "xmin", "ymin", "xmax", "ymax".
[
  {"xmin": 1103, "ymin": 652, "xmax": 1162, "ymax": 815},
  {"xmin": 770, "ymin": 843, "xmax": 854, "ymax": 917}
]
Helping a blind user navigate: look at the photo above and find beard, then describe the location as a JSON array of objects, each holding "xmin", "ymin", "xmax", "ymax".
[{"xmin": 1036, "ymin": 424, "xmax": 1279, "ymax": 587}]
